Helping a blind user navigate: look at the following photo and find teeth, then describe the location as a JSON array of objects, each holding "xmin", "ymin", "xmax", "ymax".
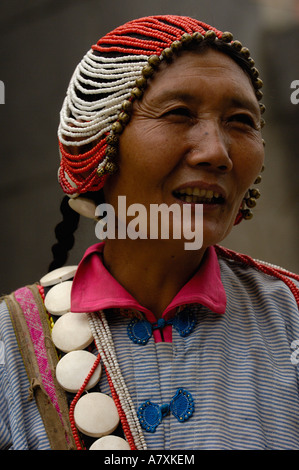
[
  {"xmin": 176, "ymin": 187, "xmax": 222, "ymax": 199},
  {"xmin": 174, "ymin": 187, "xmax": 224, "ymax": 204}
]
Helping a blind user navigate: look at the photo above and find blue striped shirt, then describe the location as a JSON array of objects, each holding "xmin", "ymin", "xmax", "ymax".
[
  {"xmin": 0, "ymin": 300, "xmax": 50, "ymax": 449},
  {"xmin": 1, "ymin": 252, "xmax": 299, "ymax": 449}
]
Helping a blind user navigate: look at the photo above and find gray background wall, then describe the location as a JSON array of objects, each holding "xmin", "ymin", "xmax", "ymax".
[{"xmin": 0, "ymin": 0, "xmax": 298, "ymax": 294}]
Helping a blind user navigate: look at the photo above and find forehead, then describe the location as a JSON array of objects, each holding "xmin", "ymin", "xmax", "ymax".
[{"xmin": 144, "ymin": 48, "xmax": 258, "ymax": 108}]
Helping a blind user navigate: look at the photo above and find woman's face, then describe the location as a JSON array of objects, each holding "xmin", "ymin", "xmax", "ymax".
[{"xmin": 103, "ymin": 49, "xmax": 264, "ymax": 248}]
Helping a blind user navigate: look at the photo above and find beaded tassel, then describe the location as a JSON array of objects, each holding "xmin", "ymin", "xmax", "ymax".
[{"xmin": 58, "ymin": 53, "xmax": 148, "ymax": 195}]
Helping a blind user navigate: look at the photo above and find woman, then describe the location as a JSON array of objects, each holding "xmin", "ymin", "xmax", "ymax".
[{"xmin": 1, "ymin": 15, "xmax": 299, "ymax": 451}]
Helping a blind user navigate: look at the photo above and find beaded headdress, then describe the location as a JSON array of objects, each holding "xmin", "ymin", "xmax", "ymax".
[{"xmin": 58, "ymin": 15, "xmax": 265, "ymax": 220}]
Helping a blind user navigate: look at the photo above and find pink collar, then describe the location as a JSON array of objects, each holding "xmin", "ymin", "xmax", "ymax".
[{"xmin": 71, "ymin": 243, "xmax": 226, "ymax": 322}]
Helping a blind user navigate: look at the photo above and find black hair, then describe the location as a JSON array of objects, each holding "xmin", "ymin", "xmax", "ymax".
[
  {"xmin": 48, "ymin": 196, "xmax": 80, "ymax": 271},
  {"xmin": 48, "ymin": 190, "xmax": 104, "ymax": 271}
]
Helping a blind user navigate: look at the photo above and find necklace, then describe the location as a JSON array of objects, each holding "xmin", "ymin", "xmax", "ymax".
[
  {"xmin": 88, "ymin": 311, "xmax": 147, "ymax": 450},
  {"xmin": 43, "ymin": 265, "xmax": 196, "ymax": 450},
  {"xmin": 43, "ymin": 268, "xmax": 146, "ymax": 450}
]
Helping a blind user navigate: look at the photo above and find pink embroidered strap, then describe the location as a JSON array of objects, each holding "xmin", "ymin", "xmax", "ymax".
[
  {"xmin": 9, "ymin": 285, "xmax": 76, "ymax": 449},
  {"xmin": 14, "ymin": 287, "xmax": 61, "ymax": 417}
]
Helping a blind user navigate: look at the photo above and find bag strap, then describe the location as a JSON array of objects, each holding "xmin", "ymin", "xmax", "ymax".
[{"xmin": 4, "ymin": 284, "xmax": 76, "ymax": 450}]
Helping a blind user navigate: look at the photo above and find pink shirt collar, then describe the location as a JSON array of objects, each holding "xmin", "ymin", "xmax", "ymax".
[{"xmin": 71, "ymin": 243, "xmax": 226, "ymax": 322}]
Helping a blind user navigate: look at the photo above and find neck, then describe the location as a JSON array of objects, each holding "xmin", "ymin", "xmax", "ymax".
[{"xmin": 102, "ymin": 238, "xmax": 207, "ymax": 319}]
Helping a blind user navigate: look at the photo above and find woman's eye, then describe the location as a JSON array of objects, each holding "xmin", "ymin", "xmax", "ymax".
[
  {"xmin": 228, "ymin": 113, "xmax": 256, "ymax": 128},
  {"xmin": 163, "ymin": 107, "xmax": 192, "ymax": 119}
]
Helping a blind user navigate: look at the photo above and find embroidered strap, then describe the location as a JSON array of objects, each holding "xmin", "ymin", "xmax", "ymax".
[{"xmin": 4, "ymin": 284, "xmax": 76, "ymax": 450}]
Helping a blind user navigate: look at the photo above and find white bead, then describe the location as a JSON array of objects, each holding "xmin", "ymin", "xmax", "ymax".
[
  {"xmin": 40, "ymin": 266, "xmax": 77, "ymax": 287},
  {"xmin": 89, "ymin": 435, "xmax": 130, "ymax": 450},
  {"xmin": 51, "ymin": 311, "xmax": 93, "ymax": 352},
  {"xmin": 87, "ymin": 312, "xmax": 147, "ymax": 450},
  {"xmin": 68, "ymin": 197, "xmax": 97, "ymax": 219},
  {"xmin": 44, "ymin": 281, "xmax": 72, "ymax": 315},
  {"xmin": 74, "ymin": 392, "xmax": 119, "ymax": 438},
  {"xmin": 56, "ymin": 350, "xmax": 102, "ymax": 393},
  {"xmin": 57, "ymin": 49, "xmax": 149, "ymax": 151}
]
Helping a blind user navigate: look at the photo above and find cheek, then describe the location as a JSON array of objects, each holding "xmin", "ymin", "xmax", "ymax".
[
  {"xmin": 118, "ymin": 124, "xmax": 176, "ymax": 185},
  {"xmin": 235, "ymin": 140, "xmax": 264, "ymax": 192}
]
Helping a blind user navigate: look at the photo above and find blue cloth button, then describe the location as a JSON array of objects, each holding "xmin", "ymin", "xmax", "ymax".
[
  {"xmin": 172, "ymin": 308, "xmax": 197, "ymax": 337},
  {"xmin": 137, "ymin": 400, "xmax": 162, "ymax": 433},
  {"xmin": 156, "ymin": 318, "xmax": 166, "ymax": 329},
  {"xmin": 137, "ymin": 388, "xmax": 194, "ymax": 432},
  {"xmin": 127, "ymin": 318, "xmax": 152, "ymax": 345},
  {"xmin": 170, "ymin": 388, "xmax": 194, "ymax": 422},
  {"xmin": 127, "ymin": 308, "xmax": 197, "ymax": 345}
]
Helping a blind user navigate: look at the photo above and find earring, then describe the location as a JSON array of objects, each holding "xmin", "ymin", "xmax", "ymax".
[
  {"xmin": 68, "ymin": 197, "xmax": 98, "ymax": 220},
  {"xmin": 240, "ymin": 165, "xmax": 264, "ymax": 220}
]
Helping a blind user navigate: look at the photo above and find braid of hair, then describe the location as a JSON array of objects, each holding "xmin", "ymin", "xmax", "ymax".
[
  {"xmin": 48, "ymin": 196, "xmax": 80, "ymax": 272},
  {"xmin": 215, "ymin": 245, "xmax": 299, "ymax": 309}
]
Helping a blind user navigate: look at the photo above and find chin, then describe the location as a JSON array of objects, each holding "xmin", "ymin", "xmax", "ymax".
[{"xmin": 201, "ymin": 222, "xmax": 232, "ymax": 248}]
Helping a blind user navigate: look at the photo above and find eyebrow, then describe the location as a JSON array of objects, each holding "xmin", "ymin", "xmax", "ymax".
[
  {"xmin": 152, "ymin": 89, "xmax": 260, "ymax": 116},
  {"xmin": 229, "ymin": 96, "xmax": 260, "ymax": 116},
  {"xmin": 153, "ymin": 90, "xmax": 195, "ymax": 105}
]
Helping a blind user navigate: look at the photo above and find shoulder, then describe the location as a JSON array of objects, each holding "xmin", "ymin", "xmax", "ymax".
[
  {"xmin": 0, "ymin": 284, "xmax": 52, "ymax": 450},
  {"xmin": 0, "ymin": 284, "xmax": 41, "ymax": 329},
  {"xmin": 216, "ymin": 245, "xmax": 299, "ymax": 311},
  {"xmin": 1, "ymin": 284, "xmax": 46, "ymax": 332},
  {"xmin": 0, "ymin": 269, "xmax": 77, "ymax": 449},
  {"xmin": 1, "ymin": 283, "xmax": 41, "ymax": 303}
]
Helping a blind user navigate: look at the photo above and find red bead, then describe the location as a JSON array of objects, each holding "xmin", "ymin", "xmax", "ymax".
[
  {"xmin": 69, "ymin": 352, "xmax": 102, "ymax": 450},
  {"xmin": 37, "ymin": 284, "xmax": 45, "ymax": 300},
  {"xmin": 215, "ymin": 245, "xmax": 299, "ymax": 310}
]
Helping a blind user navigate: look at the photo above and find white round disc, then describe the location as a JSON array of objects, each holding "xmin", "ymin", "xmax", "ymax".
[
  {"xmin": 68, "ymin": 197, "xmax": 97, "ymax": 219},
  {"xmin": 40, "ymin": 266, "xmax": 77, "ymax": 287},
  {"xmin": 74, "ymin": 392, "xmax": 119, "ymax": 438},
  {"xmin": 44, "ymin": 281, "xmax": 72, "ymax": 315},
  {"xmin": 56, "ymin": 350, "xmax": 102, "ymax": 393},
  {"xmin": 89, "ymin": 435, "xmax": 130, "ymax": 450},
  {"xmin": 51, "ymin": 311, "xmax": 93, "ymax": 352}
]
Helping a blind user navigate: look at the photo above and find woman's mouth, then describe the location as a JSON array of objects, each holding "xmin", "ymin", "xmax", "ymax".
[{"xmin": 173, "ymin": 187, "xmax": 225, "ymax": 204}]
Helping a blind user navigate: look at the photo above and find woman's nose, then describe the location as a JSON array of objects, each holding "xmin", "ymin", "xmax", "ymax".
[{"xmin": 185, "ymin": 120, "xmax": 233, "ymax": 172}]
